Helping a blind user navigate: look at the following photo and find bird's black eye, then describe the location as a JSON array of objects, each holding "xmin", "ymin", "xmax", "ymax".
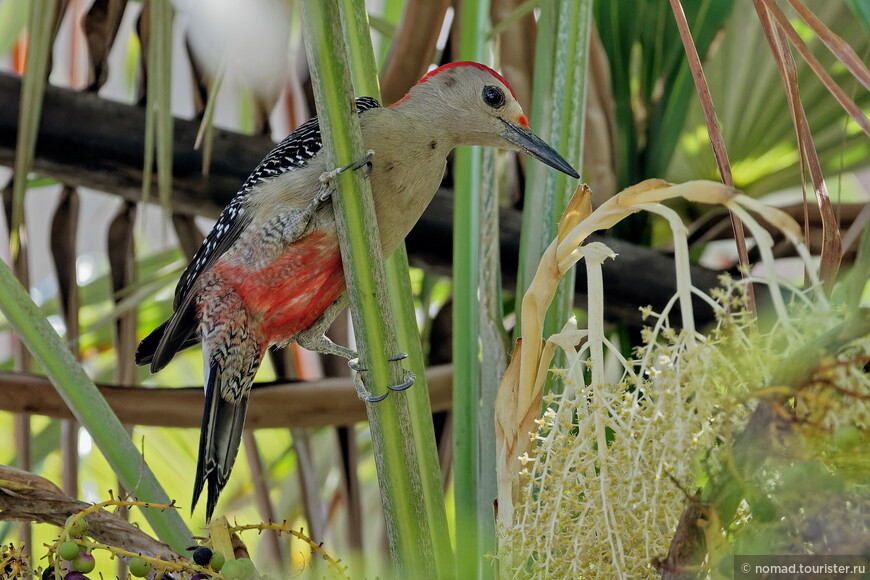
[{"xmin": 482, "ymin": 85, "xmax": 505, "ymax": 109}]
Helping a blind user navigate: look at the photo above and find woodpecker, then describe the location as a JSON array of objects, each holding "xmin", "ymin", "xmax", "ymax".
[{"xmin": 136, "ymin": 61, "xmax": 579, "ymax": 520}]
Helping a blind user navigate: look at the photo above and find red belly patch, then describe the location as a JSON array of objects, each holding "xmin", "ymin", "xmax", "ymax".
[{"xmin": 210, "ymin": 232, "xmax": 346, "ymax": 345}]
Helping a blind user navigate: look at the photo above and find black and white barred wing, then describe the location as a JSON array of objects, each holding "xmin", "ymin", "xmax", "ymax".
[{"xmin": 174, "ymin": 96, "xmax": 381, "ymax": 309}]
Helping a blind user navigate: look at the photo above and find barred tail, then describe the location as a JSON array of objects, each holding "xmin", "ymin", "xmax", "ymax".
[{"xmin": 192, "ymin": 353, "xmax": 260, "ymax": 521}]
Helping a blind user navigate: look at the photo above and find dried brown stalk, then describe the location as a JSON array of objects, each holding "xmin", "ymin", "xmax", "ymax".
[
  {"xmin": 754, "ymin": 0, "xmax": 842, "ymax": 289},
  {"xmin": 379, "ymin": 0, "xmax": 451, "ymax": 105},
  {"xmin": 785, "ymin": 0, "xmax": 870, "ymax": 91},
  {"xmin": 762, "ymin": 1, "xmax": 870, "ymax": 137},
  {"xmin": 667, "ymin": 0, "xmax": 754, "ymax": 310}
]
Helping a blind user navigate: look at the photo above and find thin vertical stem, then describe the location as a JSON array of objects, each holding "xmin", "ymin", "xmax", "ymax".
[
  {"xmin": 453, "ymin": 1, "xmax": 489, "ymax": 577},
  {"xmin": 542, "ymin": 0, "xmax": 591, "ymax": 375},
  {"xmin": 754, "ymin": 0, "xmax": 841, "ymax": 289},
  {"xmin": 668, "ymin": 0, "xmax": 755, "ymax": 311},
  {"xmin": 14, "ymin": 415, "xmax": 31, "ymax": 552},
  {"xmin": 5, "ymin": 182, "xmax": 34, "ymax": 556},
  {"xmin": 142, "ymin": 0, "xmax": 173, "ymax": 210},
  {"xmin": 242, "ymin": 431, "xmax": 283, "ymax": 566},
  {"xmin": 477, "ymin": 147, "xmax": 504, "ymax": 580},
  {"xmin": 11, "ymin": 0, "xmax": 57, "ymax": 258},
  {"xmin": 513, "ymin": 0, "xmax": 591, "ymax": 345},
  {"xmin": 514, "ymin": 1, "xmax": 555, "ymax": 336}
]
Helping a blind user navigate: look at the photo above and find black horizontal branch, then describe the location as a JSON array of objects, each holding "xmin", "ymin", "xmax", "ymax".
[
  {"xmin": 0, "ymin": 72, "xmax": 721, "ymax": 326},
  {"xmin": 0, "ymin": 71, "xmax": 262, "ymax": 217}
]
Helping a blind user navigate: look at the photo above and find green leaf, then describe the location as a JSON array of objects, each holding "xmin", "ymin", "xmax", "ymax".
[
  {"xmin": 11, "ymin": 0, "xmax": 57, "ymax": 258},
  {"xmin": 452, "ymin": 0, "xmax": 489, "ymax": 576},
  {"xmin": 0, "ymin": 260, "xmax": 193, "ymax": 552},
  {"xmin": 645, "ymin": 0, "xmax": 736, "ymax": 178}
]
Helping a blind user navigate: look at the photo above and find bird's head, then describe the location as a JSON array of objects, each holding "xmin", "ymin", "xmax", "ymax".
[{"xmin": 395, "ymin": 62, "xmax": 580, "ymax": 179}]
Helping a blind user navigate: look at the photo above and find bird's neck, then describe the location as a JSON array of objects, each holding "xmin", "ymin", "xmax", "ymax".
[{"xmin": 361, "ymin": 106, "xmax": 455, "ymax": 255}]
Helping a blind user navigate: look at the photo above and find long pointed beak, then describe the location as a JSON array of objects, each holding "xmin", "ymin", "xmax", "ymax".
[{"xmin": 501, "ymin": 119, "xmax": 580, "ymax": 179}]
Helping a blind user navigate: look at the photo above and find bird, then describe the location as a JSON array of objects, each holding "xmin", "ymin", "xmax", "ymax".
[{"xmin": 135, "ymin": 61, "xmax": 580, "ymax": 520}]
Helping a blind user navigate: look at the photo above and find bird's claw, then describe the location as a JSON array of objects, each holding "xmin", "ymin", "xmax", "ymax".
[
  {"xmin": 388, "ymin": 370, "xmax": 415, "ymax": 392},
  {"xmin": 315, "ymin": 150, "xmax": 375, "ymax": 204},
  {"xmin": 348, "ymin": 352, "xmax": 415, "ymax": 402},
  {"xmin": 352, "ymin": 150, "xmax": 375, "ymax": 178},
  {"xmin": 319, "ymin": 150, "xmax": 375, "ymax": 186},
  {"xmin": 364, "ymin": 391, "xmax": 389, "ymax": 403}
]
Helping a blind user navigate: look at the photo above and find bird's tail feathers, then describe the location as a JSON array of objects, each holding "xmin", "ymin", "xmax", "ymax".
[{"xmin": 192, "ymin": 358, "xmax": 258, "ymax": 521}]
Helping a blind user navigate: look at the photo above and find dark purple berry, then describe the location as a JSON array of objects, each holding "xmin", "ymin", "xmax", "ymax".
[
  {"xmin": 192, "ymin": 546, "xmax": 213, "ymax": 566},
  {"xmin": 190, "ymin": 575, "xmax": 210, "ymax": 580},
  {"xmin": 42, "ymin": 566, "xmax": 55, "ymax": 580},
  {"xmin": 63, "ymin": 572, "xmax": 88, "ymax": 580}
]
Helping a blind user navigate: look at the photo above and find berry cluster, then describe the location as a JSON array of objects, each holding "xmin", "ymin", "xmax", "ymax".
[
  {"xmin": 36, "ymin": 504, "xmax": 345, "ymax": 579},
  {"xmin": 44, "ymin": 515, "xmax": 95, "ymax": 579},
  {"xmin": 43, "ymin": 510, "xmax": 232, "ymax": 579}
]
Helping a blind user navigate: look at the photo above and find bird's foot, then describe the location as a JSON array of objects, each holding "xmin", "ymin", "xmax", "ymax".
[
  {"xmin": 294, "ymin": 333, "xmax": 357, "ymax": 360},
  {"xmin": 348, "ymin": 352, "xmax": 416, "ymax": 402},
  {"xmin": 317, "ymin": 150, "xmax": 375, "ymax": 201}
]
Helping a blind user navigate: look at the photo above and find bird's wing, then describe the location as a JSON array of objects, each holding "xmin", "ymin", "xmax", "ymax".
[{"xmin": 135, "ymin": 97, "xmax": 382, "ymax": 371}]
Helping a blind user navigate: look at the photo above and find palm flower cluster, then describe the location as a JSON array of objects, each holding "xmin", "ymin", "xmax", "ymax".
[{"xmin": 496, "ymin": 180, "xmax": 869, "ymax": 579}]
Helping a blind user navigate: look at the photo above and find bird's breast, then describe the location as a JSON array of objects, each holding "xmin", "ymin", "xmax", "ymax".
[{"xmin": 206, "ymin": 231, "xmax": 345, "ymax": 344}]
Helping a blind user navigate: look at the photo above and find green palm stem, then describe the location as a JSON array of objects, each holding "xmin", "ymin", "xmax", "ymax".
[
  {"xmin": 477, "ymin": 147, "xmax": 506, "ymax": 580},
  {"xmin": 341, "ymin": 1, "xmax": 454, "ymax": 575},
  {"xmin": 298, "ymin": 0, "xmax": 438, "ymax": 575},
  {"xmin": 512, "ymin": 0, "xmax": 555, "ymax": 337},
  {"xmin": 543, "ymin": 0, "xmax": 592, "ymax": 385},
  {"xmin": 513, "ymin": 0, "xmax": 592, "ymax": 383}
]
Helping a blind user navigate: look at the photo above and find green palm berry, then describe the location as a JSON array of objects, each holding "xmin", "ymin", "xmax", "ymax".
[
  {"xmin": 128, "ymin": 557, "xmax": 151, "ymax": 578},
  {"xmin": 209, "ymin": 551, "xmax": 225, "ymax": 572},
  {"xmin": 64, "ymin": 515, "xmax": 89, "ymax": 538},
  {"xmin": 58, "ymin": 542, "xmax": 81, "ymax": 561},
  {"xmin": 220, "ymin": 558, "xmax": 255, "ymax": 580},
  {"xmin": 72, "ymin": 553, "xmax": 95, "ymax": 574}
]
